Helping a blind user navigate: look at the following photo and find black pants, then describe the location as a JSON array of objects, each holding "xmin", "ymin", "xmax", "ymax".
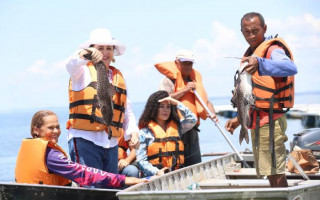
[{"xmin": 182, "ymin": 126, "xmax": 201, "ymax": 166}]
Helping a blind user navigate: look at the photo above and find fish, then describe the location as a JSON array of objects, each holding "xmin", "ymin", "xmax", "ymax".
[
  {"xmin": 231, "ymin": 62, "xmax": 254, "ymax": 144},
  {"xmin": 83, "ymin": 52, "xmax": 115, "ymax": 130}
]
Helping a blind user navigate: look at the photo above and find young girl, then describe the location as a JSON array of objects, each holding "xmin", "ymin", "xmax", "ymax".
[
  {"xmin": 136, "ymin": 91, "xmax": 197, "ymax": 177},
  {"xmin": 15, "ymin": 110, "xmax": 146, "ymax": 188}
]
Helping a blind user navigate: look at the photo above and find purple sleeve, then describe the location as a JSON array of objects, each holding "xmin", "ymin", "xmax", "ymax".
[
  {"xmin": 45, "ymin": 147, "xmax": 125, "ymax": 188},
  {"xmin": 257, "ymin": 48, "xmax": 298, "ymax": 77}
]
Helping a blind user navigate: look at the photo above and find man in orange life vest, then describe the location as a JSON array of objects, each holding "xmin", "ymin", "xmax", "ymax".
[
  {"xmin": 155, "ymin": 50, "xmax": 218, "ymax": 166},
  {"xmin": 225, "ymin": 12, "xmax": 297, "ymax": 187}
]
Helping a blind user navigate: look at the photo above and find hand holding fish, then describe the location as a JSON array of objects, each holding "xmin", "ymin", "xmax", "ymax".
[
  {"xmin": 241, "ymin": 56, "xmax": 259, "ymax": 75},
  {"xmin": 79, "ymin": 47, "xmax": 103, "ymax": 64},
  {"xmin": 225, "ymin": 117, "xmax": 240, "ymax": 134},
  {"xmin": 158, "ymin": 96, "xmax": 180, "ymax": 106},
  {"xmin": 129, "ymin": 132, "xmax": 140, "ymax": 149}
]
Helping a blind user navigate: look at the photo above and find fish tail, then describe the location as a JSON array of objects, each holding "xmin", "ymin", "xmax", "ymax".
[{"xmin": 239, "ymin": 126, "xmax": 249, "ymax": 145}]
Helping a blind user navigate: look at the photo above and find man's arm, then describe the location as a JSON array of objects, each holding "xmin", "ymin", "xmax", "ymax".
[
  {"xmin": 170, "ymin": 82, "xmax": 196, "ymax": 100},
  {"xmin": 257, "ymin": 48, "xmax": 297, "ymax": 77},
  {"xmin": 159, "ymin": 77, "xmax": 195, "ymax": 100},
  {"xmin": 242, "ymin": 46, "xmax": 297, "ymax": 76}
]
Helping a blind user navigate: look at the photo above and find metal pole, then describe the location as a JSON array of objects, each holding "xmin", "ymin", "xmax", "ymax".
[
  {"xmin": 193, "ymin": 89, "xmax": 250, "ymax": 168},
  {"xmin": 287, "ymin": 152, "xmax": 310, "ymax": 180}
]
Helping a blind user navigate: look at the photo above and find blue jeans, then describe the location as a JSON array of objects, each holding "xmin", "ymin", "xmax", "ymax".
[
  {"xmin": 119, "ymin": 164, "xmax": 139, "ymax": 178},
  {"xmin": 68, "ymin": 137, "xmax": 118, "ymax": 174}
]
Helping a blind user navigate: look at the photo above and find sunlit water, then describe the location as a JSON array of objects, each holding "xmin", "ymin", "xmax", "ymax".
[{"xmin": 0, "ymin": 92, "xmax": 319, "ymax": 182}]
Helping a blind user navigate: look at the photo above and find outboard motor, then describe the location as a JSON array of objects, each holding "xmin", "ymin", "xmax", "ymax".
[{"xmin": 291, "ymin": 128, "xmax": 320, "ymax": 160}]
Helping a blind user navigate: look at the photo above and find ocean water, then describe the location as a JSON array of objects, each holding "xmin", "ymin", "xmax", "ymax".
[{"xmin": 0, "ymin": 92, "xmax": 319, "ymax": 182}]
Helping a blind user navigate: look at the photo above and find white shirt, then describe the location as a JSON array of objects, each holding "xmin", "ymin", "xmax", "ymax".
[{"xmin": 66, "ymin": 50, "xmax": 139, "ymax": 148}]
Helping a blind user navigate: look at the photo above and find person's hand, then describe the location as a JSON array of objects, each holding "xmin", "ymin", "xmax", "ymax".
[
  {"xmin": 185, "ymin": 82, "xmax": 196, "ymax": 92},
  {"xmin": 79, "ymin": 47, "xmax": 103, "ymax": 64},
  {"xmin": 241, "ymin": 56, "xmax": 259, "ymax": 75},
  {"xmin": 157, "ymin": 167, "xmax": 169, "ymax": 176},
  {"xmin": 118, "ymin": 158, "xmax": 129, "ymax": 171},
  {"xmin": 124, "ymin": 177, "xmax": 149, "ymax": 186},
  {"xmin": 158, "ymin": 96, "xmax": 180, "ymax": 106},
  {"xmin": 224, "ymin": 117, "xmax": 240, "ymax": 134},
  {"xmin": 207, "ymin": 102, "xmax": 219, "ymax": 123},
  {"xmin": 129, "ymin": 132, "xmax": 140, "ymax": 149},
  {"xmin": 208, "ymin": 113, "xmax": 219, "ymax": 123}
]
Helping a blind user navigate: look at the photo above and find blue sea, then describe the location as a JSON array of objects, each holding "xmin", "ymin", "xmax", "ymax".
[{"xmin": 1, "ymin": 92, "xmax": 319, "ymax": 182}]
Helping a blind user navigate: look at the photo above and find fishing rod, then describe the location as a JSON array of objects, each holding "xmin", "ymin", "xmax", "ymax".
[{"xmin": 193, "ymin": 89, "xmax": 250, "ymax": 168}]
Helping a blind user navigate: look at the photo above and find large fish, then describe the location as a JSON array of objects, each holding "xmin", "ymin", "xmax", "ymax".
[
  {"xmin": 231, "ymin": 62, "xmax": 254, "ymax": 144},
  {"xmin": 83, "ymin": 52, "xmax": 115, "ymax": 130}
]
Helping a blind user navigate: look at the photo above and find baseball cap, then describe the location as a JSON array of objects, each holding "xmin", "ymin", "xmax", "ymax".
[{"xmin": 176, "ymin": 49, "xmax": 194, "ymax": 63}]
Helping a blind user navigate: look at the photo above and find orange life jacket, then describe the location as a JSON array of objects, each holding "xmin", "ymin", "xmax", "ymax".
[
  {"xmin": 244, "ymin": 36, "xmax": 295, "ymax": 169},
  {"xmin": 15, "ymin": 138, "xmax": 71, "ymax": 186},
  {"xmin": 147, "ymin": 120, "xmax": 184, "ymax": 170},
  {"xmin": 244, "ymin": 37, "xmax": 295, "ymax": 110},
  {"xmin": 155, "ymin": 62, "xmax": 209, "ymax": 122},
  {"xmin": 67, "ymin": 63, "xmax": 127, "ymax": 138},
  {"xmin": 118, "ymin": 134, "xmax": 129, "ymax": 160}
]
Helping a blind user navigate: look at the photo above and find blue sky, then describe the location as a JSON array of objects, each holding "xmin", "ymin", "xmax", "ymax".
[{"xmin": 0, "ymin": 0, "xmax": 319, "ymax": 111}]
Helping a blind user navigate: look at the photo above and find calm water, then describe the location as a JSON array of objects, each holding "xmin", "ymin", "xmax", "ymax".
[{"xmin": 0, "ymin": 93, "xmax": 319, "ymax": 182}]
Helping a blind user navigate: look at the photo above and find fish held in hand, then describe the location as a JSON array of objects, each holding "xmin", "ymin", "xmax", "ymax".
[
  {"xmin": 83, "ymin": 52, "xmax": 115, "ymax": 128},
  {"xmin": 231, "ymin": 62, "xmax": 254, "ymax": 144}
]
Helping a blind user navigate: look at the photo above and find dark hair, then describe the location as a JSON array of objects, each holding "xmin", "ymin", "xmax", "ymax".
[
  {"xmin": 241, "ymin": 12, "xmax": 265, "ymax": 28},
  {"xmin": 138, "ymin": 91, "xmax": 180, "ymax": 129},
  {"xmin": 30, "ymin": 110, "xmax": 56, "ymax": 138}
]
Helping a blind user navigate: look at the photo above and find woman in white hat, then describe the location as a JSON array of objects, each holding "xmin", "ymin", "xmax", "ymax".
[{"xmin": 66, "ymin": 28, "xmax": 140, "ymax": 182}]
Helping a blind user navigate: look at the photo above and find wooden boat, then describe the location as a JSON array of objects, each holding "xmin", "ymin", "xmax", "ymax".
[
  {"xmin": 117, "ymin": 153, "xmax": 320, "ymax": 200},
  {"xmin": 0, "ymin": 182, "xmax": 119, "ymax": 200}
]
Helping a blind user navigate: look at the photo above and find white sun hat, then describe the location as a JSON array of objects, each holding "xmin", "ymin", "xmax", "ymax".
[
  {"xmin": 79, "ymin": 28, "xmax": 126, "ymax": 56},
  {"xmin": 176, "ymin": 49, "xmax": 195, "ymax": 62}
]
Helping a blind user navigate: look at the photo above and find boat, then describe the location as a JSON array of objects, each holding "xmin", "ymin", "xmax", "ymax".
[
  {"xmin": 117, "ymin": 153, "xmax": 320, "ymax": 200},
  {"xmin": 0, "ymin": 182, "xmax": 119, "ymax": 200},
  {"xmin": 1, "ymin": 153, "xmax": 319, "ymax": 200}
]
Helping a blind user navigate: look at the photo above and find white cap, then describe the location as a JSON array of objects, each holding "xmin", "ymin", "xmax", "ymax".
[{"xmin": 176, "ymin": 49, "xmax": 194, "ymax": 62}]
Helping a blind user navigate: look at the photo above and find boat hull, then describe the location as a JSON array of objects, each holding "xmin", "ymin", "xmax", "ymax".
[
  {"xmin": 117, "ymin": 153, "xmax": 320, "ymax": 200},
  {"xmin": 0, "ymin": 182, "xmax": 119, "ymax": 200}
]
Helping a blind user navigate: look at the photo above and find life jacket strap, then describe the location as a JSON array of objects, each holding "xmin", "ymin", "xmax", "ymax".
[
  {"xmin": 147, "ymin": 151, "xmax": 185, "ymax": 161},
  {"xmin": 69, "ymin": 99, "xmax": 98, "ymax": 109},
  {"xmin": 253, "ymin": 95, "xmax": 293, "ymax": 103},
  {"xmin": 69, "ymin": 113, "xmax": 123, "ymax": 128},
  {"xmin": 119, "ymin": 146, "xmax": 127, "ymax": 152},
  {"xmin": 252, "ymin": 82, "xmax": 276, "ymax": 93},
  {"xmin": 113, "ymin": 104, "xmax": 125, "ymax": 112},
  {"xmin": 153, "ymin": 136, "xmax": 180, "ymax": 143},
  {"xmin": 114, "ymin": 86, "xmax": 127, "ymax": 95},
  {"xmin": 254, "ymin": 111, "xmax": 260, "ymax": 149},
  {"xmin": 69, "ymin": 113, "xmax": 104, "ymax": 124},
  {"xmin": 269, "ymin": 95, "xmax": 277, "ymax": 169}
]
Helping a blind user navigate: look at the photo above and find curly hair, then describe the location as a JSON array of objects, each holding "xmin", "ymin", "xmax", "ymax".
[{"xmin": 139, "ymin": 90, "xmax": 180, "ymax": 129}]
